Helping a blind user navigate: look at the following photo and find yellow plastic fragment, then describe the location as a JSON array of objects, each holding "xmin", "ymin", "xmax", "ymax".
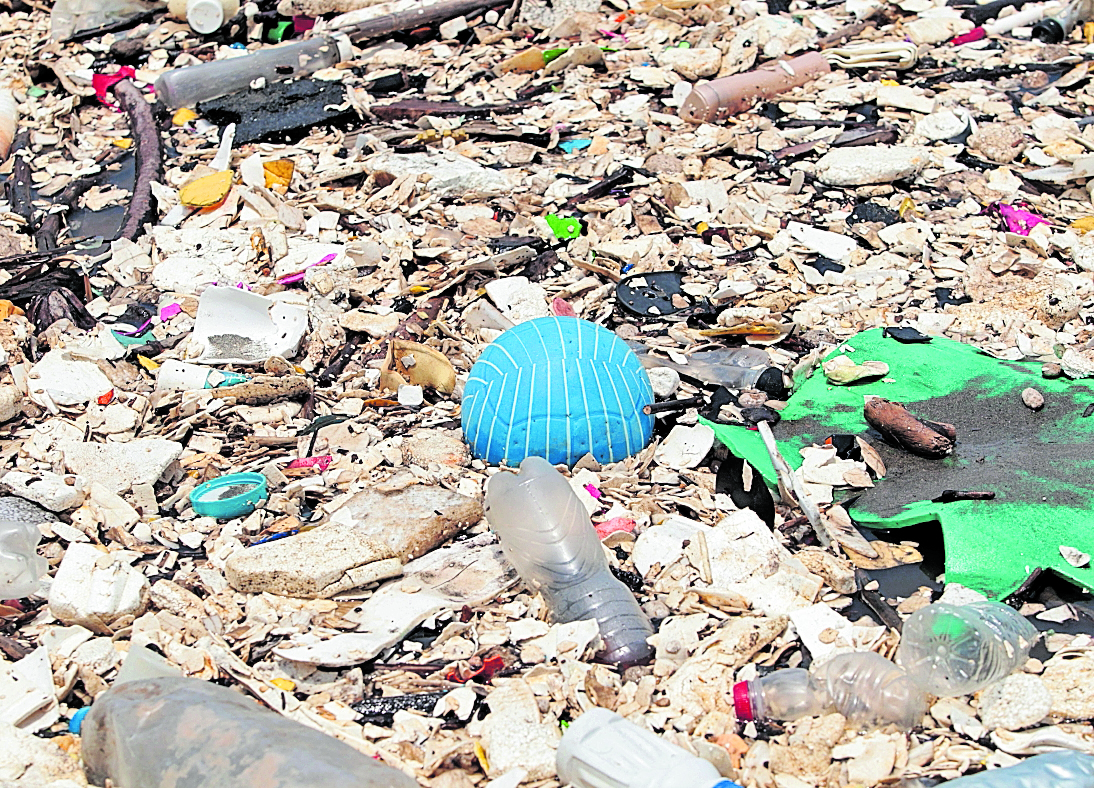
[
  {"xmin": 898, "ymin": 197, "xmax": 922, "ymax": 220},
  {"xmin": 474, "ymin": 741, "xmax": 490, "ymax": 772},
  {"xmin": 179, "ymin": 170, "xmax": 233, "ymax": 208},
  {"xmin": 498, "ymin": 47, "xmax": 546, "ymax": 72},
  {"xmin": 1071, "ymin": 216, "xmax": 1094, "ymax": 234},
  {"xmin": 879, "ymin": 78, "xmax": 899, "ymax": 86},
  {"xmin": 172, "ymin": 108, "xmax": 198, "ymax": 126},
  {"xmin": 0, "ymin": 300, "xmax": 23, "ymax": 319},
  {"xmin": 1085, "ymin": 20, "xmax": 1094, "ymax": 43},
  {"xmin": 270, "ymin": 678, "xmax": 296, "ymax": 692},
  {"xmin": 112, "ymin": 139, "xmax": 133, "ymax": 149},
  {"xmin": 263, "ymin": 159, "xmax": 295, "ymax": 191},
  {"xmin": 137, "ymin": 355, "xmax": 159, "ymax": 372}
]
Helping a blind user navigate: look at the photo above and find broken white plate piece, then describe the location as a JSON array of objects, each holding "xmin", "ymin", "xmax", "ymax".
[
  {"xmin": 0, "ymin": 647, "xmax": 57, "ymax": 731},
  {"xmin": 1060, "ymin": 545, "xmax": 1091, "ymax": 568},
  {"xmin": 27, "ymin": 350, "xmax": 114, "ymax": 408},
  {"xmin": 654, "ymin": 424, "xmax": 716, "ymax": 469},
  {"xmin": 191, "ymin": 286, "xmax": 308, "ymax": 364}
]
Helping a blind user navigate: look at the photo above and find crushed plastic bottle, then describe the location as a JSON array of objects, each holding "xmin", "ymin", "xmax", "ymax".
[
  {"xmin": 81, "ymin": 677, "xmax": 418, "ymax": 788},
  {"xmin": 0, "ymin": 520, "xmax": 47, "ymax": 598},
  {"xmin": 631, "ymin": 345, "xmax": 787, "ymax": 397},
  {"xmin": 733, "ymin": 651, "xmax": 927, "ymax": 729},
  {"xmin": 156, "ymin": 360, "xmax": 249, "ymax": 391},
  {"xmin": 938, "ymin": 751, "xmax": 1094, "ymax": 786},
  {"xmin": 485, "ymin": 456, "xmax": 654, "ymax": 665},
  {"xmin": 557, "ymin": 707, "xmax": 742, "ymax": 788},
  {"xmin": 896, "ymin": 601, "xmax": 1037, "ymax": 696}
]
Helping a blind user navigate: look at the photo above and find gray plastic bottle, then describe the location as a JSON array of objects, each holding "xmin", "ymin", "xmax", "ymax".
[
  {"xmin": 896, "ymin": 602, "xmax": 1037, "ymax": 696},
  {"xmin": 733, "ymin": 651, "xmax": 927, "ymax": 729},
  {"xmin": 154, "ymin": 35, "xmax": 351, "ymax": 108},
  {"xmin": 939, "ymin": 751, "xmax": 1094, "ymax": 787},
  {"xmin": 485, "ymin": 456, "xmax": 653, "ymax": 665},
  {"xmin": 557, "ymin": 708, "xmax": 742, "ymax": 788},
  {"xmin": 0, "ymin": 519, "xmax": 47, "ymax": 598},
  {"xmin": 81, "ymin": 677, "xmax": 418, "ymax": 788}
]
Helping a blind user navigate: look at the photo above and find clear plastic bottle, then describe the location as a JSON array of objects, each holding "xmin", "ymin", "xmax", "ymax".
[
  {"xmin": 733, "ymin": 652, "xmax": 928, "ymax": 729},
  {"xmin": 557, "ymin": 708, "xmax": 742, "ymax": 788},
  {"xmin": 485, "ymin": 456, "xmax": 654, "ymax": 665},
  {"xmin": 154, "ymin": 35, "xmax": 351, "ymax": 109},
  {"xmin": 81, "ymin": 677, "xmax": 418, "ymax": 788},
  {"xmin": 896, "ymin": 601, "xmax": 1037, "ymax": 697},
  {"xmin": 0, "ymin": 519, "xmax": 47, "ymax": 598},
  {"xmin": 938, "ymin": 751, "xmax": 1094, "ymax": 787},
  {"xmin": 633, "ymin": 346, "xmax": 786, "ymax": 396}
]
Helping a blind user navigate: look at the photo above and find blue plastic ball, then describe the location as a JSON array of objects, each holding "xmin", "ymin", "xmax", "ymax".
[{"xmin": 462, "ymin": 317, "xmax": 655, "ymax": 467}]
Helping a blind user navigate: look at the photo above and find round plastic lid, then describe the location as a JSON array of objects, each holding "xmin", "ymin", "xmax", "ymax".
[
  {"xmin": 732, "ymin": 681, "xmax": 754, "ymax": 721},
  {"xmin": 187, "ymin": 0, "xmax": 225, "ymax": 34}
]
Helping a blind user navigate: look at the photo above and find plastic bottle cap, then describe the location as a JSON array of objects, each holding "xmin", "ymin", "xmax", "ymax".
[
  {"xmin": 69, "ymin": 706, "xmax": 91, "ymax": 734},
  {"xmin": 187, "ymin": 0, "xmax": 226, "ymax": 33},
  {"xmin": 332, "ymin": 34, "xmax": 353, "ymax": 63},
  {"xmin": 732, "ymin": 681, "xmax": 754, "ymax": 721}
]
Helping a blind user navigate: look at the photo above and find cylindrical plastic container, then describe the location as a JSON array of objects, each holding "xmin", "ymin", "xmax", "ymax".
[
  {"xmin": 81, "ymin": 677, "xmax": 418, "ymax": 788},
  {"xmin": 734, "ymin": 652, "xmax": 928, "ymax": 729},
  {"xmin": 939, "ymin": 751, "xmax": 1094, "ymax": 787},
  {"xmin": 157, "ymin": 360, "xmax": 249, "ymax": 390},
  {"xmin": 485, "ymin": 456, "xmax": 654, "ymax": 665},
  {"xmin": 896, "ymin": 602, "xmax": 1037, "ymax": 696},
  {"xmin": 557, "ymin": 708, "xmax": 742, "ymax": 788},
  {"xmin": 679, "ymin": 51, "xmax": 832, "ymax": 124},
  {"xmin": 0, "ymin": 519, "xmax": 47, "ymax": 598},
  {"xmin": 153, "ymin": 35, "xmax": 351, "ymax": 109}
]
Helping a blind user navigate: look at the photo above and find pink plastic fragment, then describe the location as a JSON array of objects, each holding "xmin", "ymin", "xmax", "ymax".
[
  {"xmin": 951, "ymin": 27, "xmax": 986, "ymax": 45},
  {"xmin": 159, "ymin": 303, "xmax": 183, "ymax": 321},
  {"xmin": 286, "ymin": 455, "xmax": 333, "ymax": 472},
  {"xmin": 278, "ymin": 252, "xmax": 338, "ymax": 285},
  {"xmin": 595, "ymin": 517, "xmax": 636, "ymax": 540},
  {"xmin": 552, "ymin": 297, "xmax": 577, "ymax": 317},
  {"xmin": 999, "ymin": 203, "xmax": 1051, "ymax": 236},
  {"xmin": 93, "ymin": 66, "xmax": 136, "ymax": 109},
  {"xmin": 584, "ymin": 483, "xmax": 601, "ymax": 499}
]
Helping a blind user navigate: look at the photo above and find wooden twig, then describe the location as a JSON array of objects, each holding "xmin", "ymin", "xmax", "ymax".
[
  {"xmin": 6, "ymin": 129, "xmax": 32, "ymax": 231},
  {"xmin": 110, "ymin": 79, "xmax": 163, "ymax": 242}
]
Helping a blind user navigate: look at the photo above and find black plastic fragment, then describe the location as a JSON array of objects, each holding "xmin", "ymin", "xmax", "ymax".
[
  {"xmin": 616, "ymin": 270, "xmax": 693, "ymax": 317},
  {"xmin": 825, "ymin": 434, "xmax": 863, "ymax": 462},
  {"xmin": 883, "ymin": 326, "xmax": 932, "ymax": 343},
  {"xmin": 935, "ymin": 287, "xmax": 973, "ymax": 307},
  {"xmin": 849, "ymin": 202, "xmax": 899, "ymax": 226},
  {"xmin": 351, "ymin": 691, "xmax": 450, "ymax": 725},
  {"xmin": 716, "ymin": 454, "xmax": 776, "ymax": 528},
  {"xmin": 806, "ymin": 257, "xmax": 846, "ymax": 275},
  {"xmin": 199, "ymin": 80, "xmax": 359, "ymax": 144}
]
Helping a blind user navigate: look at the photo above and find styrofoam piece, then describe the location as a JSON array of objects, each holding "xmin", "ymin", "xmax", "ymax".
[{"xmin": 191, "ymin": 286, "xmax": 308, "ymax": 365}]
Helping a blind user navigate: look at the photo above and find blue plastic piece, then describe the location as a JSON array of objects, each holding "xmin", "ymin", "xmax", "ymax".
[
  {"xmin": 559, "ymin": 139, "xmax": 592, "ymax": 153},
  {"xmin": 70, "ymin": 706, "xmax": 90, "ymax": 734},
  {"xmin": 462, "ymin": 317, "xmax": 654, "ymax": 467},
  {"xmin": 189, "ymin": 472, "xmax": 268, "ymax": 519}
]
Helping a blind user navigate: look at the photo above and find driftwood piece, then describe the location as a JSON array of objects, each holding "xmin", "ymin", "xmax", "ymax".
[
  {"xmin": 110, "ymin": 79, "xmax": 162, "ymax": 242},
  {"xmin": 6, "ymin": 129, "xmax": 32, "ymax": 231},
  {"xmin": 863, "ymin": 397, "xmax": 955, "ymax": 458}
]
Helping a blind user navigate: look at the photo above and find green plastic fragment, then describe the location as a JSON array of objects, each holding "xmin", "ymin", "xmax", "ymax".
[
  {"xmin": 702, "ymin": 328, "xmax": 1094, "ymax": 600},
  {"xmin": 543, "ymin": 48, "xmax": 569, "ymax": 63},
  {"xmin": 269, "ymin": 20, "xmax": 293, "ymax": 42},
  {"xmin": 26, "ymin": 87, "xmax": 46, "ymax": 98},
  {"xmin": 546, "ymin": 214, "xmax": 582, "ymax": 239}
]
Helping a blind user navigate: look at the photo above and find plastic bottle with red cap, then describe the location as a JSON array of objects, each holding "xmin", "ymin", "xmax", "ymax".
[{"xmin": 732, "ymin": 651, "xmax": 927, "ymax": 729}]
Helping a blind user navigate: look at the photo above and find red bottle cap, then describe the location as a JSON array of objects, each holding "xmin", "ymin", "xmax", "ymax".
[
  {"xmin": 732, "ymin": 681, "xmax": 754, "ymax": 721},
  {"xmin": 951, "ymin": 27, "xmax": 986, "ymax": 45}
]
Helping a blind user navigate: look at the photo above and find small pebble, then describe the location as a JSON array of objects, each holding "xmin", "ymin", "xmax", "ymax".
[
  {"xmin": 1021, "ymin": 387, "xmax": 1044, "ymax": 410},
  {"xmin": 1042, "ymin": 362, "xmax": 1062, "ymax": 379},
  {"xmin": 647, "ymin": 367, "xmax": 681, "ymax": 398}
]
